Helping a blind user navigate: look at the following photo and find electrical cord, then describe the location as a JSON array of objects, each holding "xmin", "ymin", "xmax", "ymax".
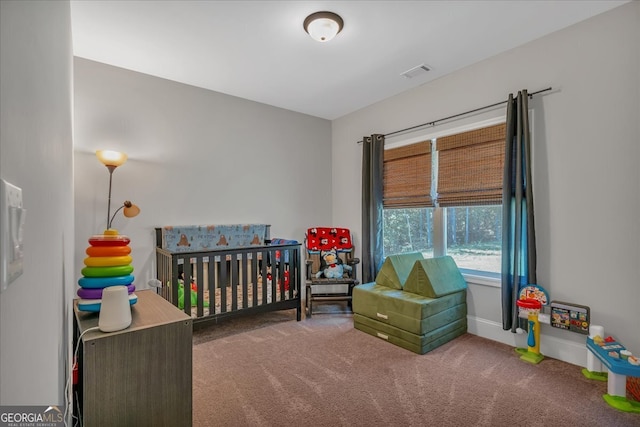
[{"xmin": 64, "ymin": 326, "xmax": 100, "ymax": 427}]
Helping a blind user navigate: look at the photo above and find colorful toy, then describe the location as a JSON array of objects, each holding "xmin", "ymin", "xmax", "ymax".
[
  {"xmin": 279, "ymin": 270, "xmax": 290, "ymax": 291},
  {"xmin": 83, "ymin": 255, "xmax": 133, "ymax": 267},
  {"xmin": 77, "ymin": 294, "xmax": 137, "ymax": 312},
  {"xmin": 550, "ymin": 301, "xmax": 590, "ymax": 334},
  {"xmin": 77, "ymin": 283, "xmax": 135, "ymax": 299},
  {"xmin": 88, "ymin": 235, "xmax": 130, "ymax": 246},
  {"xmin": 177, "ymin": 280, "xmax": 209, "ymax": 310},
  {"xmin": 516, "ymin": 298, "xmax": 544, "ymax": 364},
  {"xmin": 77, "ymin": 230, "xmax": 137, "ymax": 312},
  {"xmin": 514, "ymin": 284, "xmax": 549, "ymax": 364},
  {"xmin": 81, "ymin": 265, "xmax": 134, "ymax": 277},
  {"xmin": 258, "ymin": 267, "xmax": 290, "ymax": 291},
  {"xmin": 86, "ymin": 245, "xmax": 131, "ymax": 257},
  {"xmin": 584, "ymin": 335, "xmax": 640, "ymax": 413},
  {"xmin": 78, "ymin": 274, "xmax": 135, "ymax": 289},
  {"xmin": 316, "ymin": 248, "xmax": 352, "ymax": 279}
]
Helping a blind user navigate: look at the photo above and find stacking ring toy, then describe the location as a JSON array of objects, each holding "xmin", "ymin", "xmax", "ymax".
[
  {"xmin": 77, "ymin": 284, "xmax": 135, "ymax": 299},
  {"xmin": 84, "ymin": 255, "xmax": 133, "ymax": 267},
  {"xmin": 81, "ymin": 265, "xmax": 134, "ymax": 278},
  {"xmin": 88, "ymin": 235, "xmax": 130, "ymax": 247},
  {"xmin": 77, "ymin": 230, "xmax": 138, "ymax": 313},
  {"xmin": 86, "ymin": 245, "xmax": 131, "ymax": 257},
  {"xmin": 78, "ymin": 275, "xmax": 135, "ymax": 289},
  {"xmin": 77, "ymin": 294, "xmax": 138, "ymax": 312}
]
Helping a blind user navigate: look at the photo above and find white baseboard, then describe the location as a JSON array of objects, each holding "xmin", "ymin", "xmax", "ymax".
[{"xmin": 467, "ymin": 315, "xmax": 588, "ymax": 367}]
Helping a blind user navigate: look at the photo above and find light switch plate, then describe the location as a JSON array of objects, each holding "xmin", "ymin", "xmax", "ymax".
[{"xmin": 1, "ymin": 179, "xmax": 25, "ymax": 292}]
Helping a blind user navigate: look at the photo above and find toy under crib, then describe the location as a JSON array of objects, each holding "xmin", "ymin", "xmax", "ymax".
[{"xmin": 155, "ymin": 224, "xmax": 301, "ymax": 326}]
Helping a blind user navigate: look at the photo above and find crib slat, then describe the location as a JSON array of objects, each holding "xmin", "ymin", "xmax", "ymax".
[
  {"xmin": 251, "ymin": 251, "xmax": 258, "ymax": 308},
  {"xmin": 182, "ymin": 257, "xmax": 191, "ymax": 314},
  {"xmin": 208, "ymin": 257, "xmax": 215, "ymax": 315},
  {"xmin": 261, "ymin": 249, "xmax": 268, "ymax": 306},
  {"xmin": 231, "ymin": 253, "xmax": 238, "ymax": 312},
  {"xmin": 273, "ymin": 249, "xmax": 279, "ymax": 303},
  {"xmin": 196, "ymin": 257, "xmax": 204, "ymax": 318},
  {"xmin": 219, "ymin": 257, "xmax": 227, "ymax": 313},
  {"xmin": 241, "ymin": 252, "xmax": 248, "ymax": 309}
]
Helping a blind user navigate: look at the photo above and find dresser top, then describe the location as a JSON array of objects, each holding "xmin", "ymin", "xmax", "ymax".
[{"xmin": 74, "ymin": 289, "xmax": 192, "ymax": 340}]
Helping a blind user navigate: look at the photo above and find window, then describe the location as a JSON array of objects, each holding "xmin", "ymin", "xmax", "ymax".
[
  {"xmin": 382, "ymin": 206, "xmax": 501, "ymax": 274},
  {"xmin": 444, "ymin": 205, "xmax": 501, "ymax": 274},
  {"xmin": 383, "ymin": 207, "xmax": 434, "ymax": 258},
  {"xmin": 382, "ymin": 122, "xmax": 505, "ymax": 276}
]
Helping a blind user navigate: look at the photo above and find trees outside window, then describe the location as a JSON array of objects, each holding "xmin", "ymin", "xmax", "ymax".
[{"xmin": 383, "ymin": 206, "xmax": 501, "ymax": 274}]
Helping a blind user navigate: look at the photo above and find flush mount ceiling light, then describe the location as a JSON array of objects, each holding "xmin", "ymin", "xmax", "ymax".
[{"xmin": 303, "ymin": 11, "xmax": 344, "ymax": 42}]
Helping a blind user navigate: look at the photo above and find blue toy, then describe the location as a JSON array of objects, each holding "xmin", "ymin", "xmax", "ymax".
[{"xmin": 316, "ymin": 248, "xmax": 352, "ymax": 279}]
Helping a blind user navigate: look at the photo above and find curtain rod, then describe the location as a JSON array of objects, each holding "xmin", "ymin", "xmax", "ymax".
[{"xmin": 357, "ymin": 87, "xmax": 552, "ymax": 144}]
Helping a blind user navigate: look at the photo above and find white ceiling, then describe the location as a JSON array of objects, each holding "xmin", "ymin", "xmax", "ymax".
[{"xmin": 70, "ymin": 1, "xmax": 628, "ymax": 120}]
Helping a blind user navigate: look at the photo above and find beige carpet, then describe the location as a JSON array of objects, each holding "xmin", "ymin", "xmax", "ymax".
[{"xmin": 192, "ymin": 305, "xmax": 639, "ymax": 427}]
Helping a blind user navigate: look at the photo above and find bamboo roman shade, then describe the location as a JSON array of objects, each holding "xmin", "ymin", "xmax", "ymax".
[
  {"xmin": 383, "ymin": 140, "xmax": 432, "ymax": 208},
  {"xmin": 436, "ymin": 123, "xmax": 506, "ymax": 207}
]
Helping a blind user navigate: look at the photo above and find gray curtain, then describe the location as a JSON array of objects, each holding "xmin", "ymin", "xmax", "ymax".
[
  {"xmin": 501, "ymin": 90, "xmax": 537, "ymax": 332},
  {"xmin": 361, "ymin": 134, "xmax": 385, "ymax": 283}
]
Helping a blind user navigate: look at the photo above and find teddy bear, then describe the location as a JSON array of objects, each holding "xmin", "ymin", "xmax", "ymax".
[{"xmin": 316, "ymin": 248, "xmax": 352, "ymax": 279}]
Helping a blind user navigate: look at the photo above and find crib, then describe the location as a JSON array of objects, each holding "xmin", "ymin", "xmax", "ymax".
[{"xmin": 155, "ymin": 225, "xmax": 301, "ymax": 327}]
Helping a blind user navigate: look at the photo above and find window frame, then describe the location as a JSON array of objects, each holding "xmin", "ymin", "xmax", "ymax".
[{"xmin": 383, "ymin": 116, "xmax": 507, "ymax": 285}]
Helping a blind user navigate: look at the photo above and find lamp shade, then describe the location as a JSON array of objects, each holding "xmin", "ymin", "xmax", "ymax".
[
  {"xmin": 96, "ymin": 150, "xmax": 127, "ymax": 168},
  {"xmin": 304, "ymin": 11, "xmax": 343, "ymax": 42},
  {"xmin": 123, "ymin": 202, "xmax": 141, "ymax": 218}
]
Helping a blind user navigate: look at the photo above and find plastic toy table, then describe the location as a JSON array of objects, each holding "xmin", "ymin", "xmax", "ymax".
[{"xmin": 586, "ymin": 337, "xmax": 640, "ymax": 413}]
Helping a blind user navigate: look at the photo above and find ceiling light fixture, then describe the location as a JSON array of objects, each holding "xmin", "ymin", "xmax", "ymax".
[{"xmin": 303, "ymin": 11, "xmax": 344, "ymax": 42}]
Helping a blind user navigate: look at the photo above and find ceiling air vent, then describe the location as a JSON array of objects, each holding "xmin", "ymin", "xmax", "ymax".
[{"xmin": 401, "ymin": 64, "xmax": 431, "ymax": 79}]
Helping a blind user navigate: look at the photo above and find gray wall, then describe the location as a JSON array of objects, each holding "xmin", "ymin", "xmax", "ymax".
[
  {"xmin": 73, "ymin": 58, "xmax": 332, "ymax": 290},
  {"xmin": 332, "ymin": 2, "xmax": 640, "ymax": 362},
  {"xmin": 0, "ymin": 1, "xmax": 74, "ymax": 405}
]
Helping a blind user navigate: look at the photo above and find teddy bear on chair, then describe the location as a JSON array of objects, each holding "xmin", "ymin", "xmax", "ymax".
[{"xmin": 316, "ymin": 248, "xmax": 352, "ymax": 279}]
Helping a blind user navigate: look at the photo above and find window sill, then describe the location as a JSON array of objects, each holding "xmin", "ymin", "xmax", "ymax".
[{"xmin": 462, "ymin": 271, "xmax": 501, "ymax": 288}]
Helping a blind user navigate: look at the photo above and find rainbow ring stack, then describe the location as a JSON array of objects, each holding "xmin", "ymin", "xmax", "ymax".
[{"xmin": 77, "ymin": 229, "xmax": 138, "ymax": 312}]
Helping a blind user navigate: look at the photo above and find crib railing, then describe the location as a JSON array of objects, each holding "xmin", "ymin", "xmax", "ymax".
[{"xmin": 155, "ymin": 243, "xmax": 301, "ymax": 326}]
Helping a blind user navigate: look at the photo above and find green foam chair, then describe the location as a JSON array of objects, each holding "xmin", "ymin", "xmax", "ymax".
[
  {"xmin": 403, "ymin": 256, "xmax": 467, "ymax": 298},
  {"xmin": 375, "ymin": 252, "xmax": 424, "ymax": 289}
]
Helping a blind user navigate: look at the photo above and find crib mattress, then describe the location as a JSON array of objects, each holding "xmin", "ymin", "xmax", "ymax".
[
  {"xmin": 354, "ymin": 314, "xmax": 467, "ymax": 355},
  {"xmin": 352, "ymin": 283, "xmax": 466, "ymax": 335}
]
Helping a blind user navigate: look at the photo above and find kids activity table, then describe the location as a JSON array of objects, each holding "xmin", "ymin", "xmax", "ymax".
[{"xmin": 585, "ymin": 337, "xmax": 640, "ymax": 413}]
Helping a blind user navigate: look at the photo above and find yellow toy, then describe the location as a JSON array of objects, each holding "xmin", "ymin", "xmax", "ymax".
[{"xmin": 516, "ymin": 298, "xmax": 544, "ymax": 364}]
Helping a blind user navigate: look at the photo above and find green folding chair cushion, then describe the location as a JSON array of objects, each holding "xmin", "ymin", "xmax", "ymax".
[
  {"xmin": 404, "ymin": 256, "xmax": 467, "ymax": 298},
  {"xmin": 353, "ymin": 282, "xmax": 466, "ymax": 335},
  {"xmin": 375, "ymin": 252, "xmax": 424, "ymax": 289},
  {"xmin": 353, "ymin": 314, "xmax": 467, "ymax": 354}
]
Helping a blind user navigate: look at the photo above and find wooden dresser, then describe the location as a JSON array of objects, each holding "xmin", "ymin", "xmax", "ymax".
[{"xmin": 74, "ymin": 290, "xmax": 192, "ymax": 426}]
